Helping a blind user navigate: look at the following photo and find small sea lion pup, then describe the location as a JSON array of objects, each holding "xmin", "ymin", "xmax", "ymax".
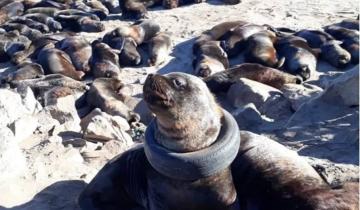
[
  {"xmin": 204, "ymin": 63, "xmax": 302, "ymax": 93},
  {"xmin": 244, "ymin": 30, "xmax": 284, "ymax": 68},
  {"xmin": 295, "ymin": 29, "xmax": 351, "ymax": 67},
  {"xmin": 90, "ymin": 40, "xmax": 121, "ymax": 79},
  {"xmin": 37, "ymin": 43, "xmax": 85, "ymax": 81},
  {"xmin": 193, "ymin": 40, "xmax": 229, "ymax": 78},
  {"xmin": 275, "ymin": 36, "xmax": 318, "ymax": 81},
  {"xmin": 79, "ymin": 72, "xmax": 358, "ymax": 210},
  {"xmin": 324, "ymin": 25, "xmax": 359, "ymax": 64},
  {"xmin": 148, "ymin": 32, "xmax": 172, "ymax": 66},
  {"xmin": 86, "ymin": 77, "xmax": 140, "ymax": 122}
]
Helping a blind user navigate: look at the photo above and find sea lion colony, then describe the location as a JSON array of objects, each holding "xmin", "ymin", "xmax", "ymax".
[{"xmin": 0, "ymin": 0, "xmax": 358, "ymax": 209}]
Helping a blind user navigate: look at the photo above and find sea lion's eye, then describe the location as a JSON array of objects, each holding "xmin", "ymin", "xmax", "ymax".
[{"xmin": 172, "ymin": 78, "xmax": 185, "ymax": 89}]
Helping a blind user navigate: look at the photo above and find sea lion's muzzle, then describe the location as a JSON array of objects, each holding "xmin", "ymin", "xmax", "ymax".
[{"xmin": 143, "ymin": 74, "xmax": 174, "ymax": 107}]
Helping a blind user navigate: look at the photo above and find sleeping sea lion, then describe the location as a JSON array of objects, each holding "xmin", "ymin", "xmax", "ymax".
[
  {"xmin": 57, "ymin": 36, "xmax": 92, "ymax": 73},
  {"xmin": 90, "ymin": 40, "xmax": 121, "ymax": 79},
  {"xmin": 148, "ymin": 32, "xmax": 172, "ymax": 66},
  {"xmin": 24, "ymin": 13, "xmax": 63, "ymax": 32},
  {"xmin": 86, "ymin": 77, "xmax": 140, "ymax": 122},
  {"xmin": 37, "ymin": 43, "xmax": 85, "ymax": 80},
  {"xmin": 204, "ymin": 63, "xmax": 302, "ymax": 92},
  {"xmin": 276, "ymin": 36, "xmax": 318, "ymax": 80},
  {"xmin": 244, "ymin": 30, "xmax": 284, "ymax": 68},
  {"xmin": 193, "ymin": 40, "xmax": 229, "ymax": 78},
  {"xmin": 324, "ymin": 25, "xmax": 359, "ymax": 64}
]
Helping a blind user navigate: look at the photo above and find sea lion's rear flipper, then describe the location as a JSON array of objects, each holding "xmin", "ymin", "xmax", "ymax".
[{"xmin": 78, "ymin": 146, "xmax": 148, "ymax": 210}]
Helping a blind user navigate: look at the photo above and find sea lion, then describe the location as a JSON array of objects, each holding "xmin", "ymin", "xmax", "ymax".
[
  {"xmin": 86, "ymin": 77, "xmax": 140, "ymax": 122},
  {"xmin": 8, "ymin": 16, "xmax": 50, "ymax": 33},
  {"xmin": 55, "ymin": 9, "xmax": 100, "ymax": 21},
  {"xmin": 193, "ymin": 20, "xmax": 248, "ymax": 52},
  {"xmin": 324, "ymin": 25, "xmax": 359, "ymax": 64},
  {"xmin": 79, "ymin": 72, "xmax": 358, "ymax": 210},
  {"xmin": 25, "ymin": 7, "xmax": 60, "ymax": 17},
  {"xmin": 103, "ymin": 29, "xmax": 142, "ymax": 66},
  {"xmin": 276, "ymin": 36, "xmax": 318, "ymax": 80},
  {"xmin": 193, "ymin": 40, "xmax": 229, "ymax": 78},
  {"xmin": 115, "ymin": 20, "xmax": 161, "ymax": 45},
  {"xmin": 32, "ymin": 0, "xmax": 69, "ymax": 9},
  {"xmin": 220, "ymin": 23, "xmax": 269, "ymax": 57},
  {"xmin": 2, "ymin": 62, "xmax": 44, "ymax": 83},
  {"xmin": 90, "ymin": 40, "xmax": 121, "ymax": 79},
  {"xmin": 85, "ymin": 0, "xmax": 110, "ymax": 17},
  {"xmin": 295, "ymin": 29, "xmax": 351, "ymax": 67},
  {"xmin": 57, "ymin": 36, "xmax": 92, "ymax": 73},
  {"xmin": 333, "ymin": 18, "xmax": 359, "ymax": 31},
  {"xmin": 24, "ymin": 13, "xmax": 63, "ymax": 32},
  {"xmin": 101, "ymin": 0, "xmax": 121, "ymax": 13},
  {"xmin": 11, "ymin": 33, "xmax": 73, "ymax": 64},
  {"xmin": 148, "ymin": 32, "xmax": 172, "ymax": 66},
  {"xmin": 320, "ymin": 40, "xmax": 351, "ymax": 68},
  {"xmin": 1, "ymin": 23, "xmax": 43, "ymax": 41},
  {"xmin": 37, "ymin": 43, "xmax": 85, "ymax": 80},
  {"xmin": 295, "ymin": 29, "xmax": 335, "ymax": 48},
  {"xmin": 0, "ymin": 31, "xmax": 31, "ymax": 63},
  {"xmin": 204, "ymin": 63, "xmax": 302, "ymax": 92},
  {"xmin": 0, "ymin": 1, "xmax": 24, "ymax": 25},
  {"xmin": 55, "ymin": 14, "xmax": 105, "ymax": 32},
  {"xmin": 244, "ymin": 30, "xmax": 284, "ymax": 68}
]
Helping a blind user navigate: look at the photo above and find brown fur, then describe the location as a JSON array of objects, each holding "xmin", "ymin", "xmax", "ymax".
[
  {"xmin": 86, "ymin": 78, "xmax": 139, "ymax": 122},
  {"xmin": 204, "ymin": 63, "xmax": 302, "ymax": 93}
]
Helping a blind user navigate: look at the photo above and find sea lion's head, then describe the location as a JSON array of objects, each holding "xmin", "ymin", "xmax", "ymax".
[
  {"xmin": 143, "ymin": 72, "xmax": 222, "ymax": 152},
  {"xmin": 321, "ymin": 40, "xmax": 351, "ymax": 68}
]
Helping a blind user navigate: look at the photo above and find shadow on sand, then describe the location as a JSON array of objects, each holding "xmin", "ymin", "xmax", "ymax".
[{"xmin": 0, "ymin": 180, "xmax": 87, "ymax": 210}]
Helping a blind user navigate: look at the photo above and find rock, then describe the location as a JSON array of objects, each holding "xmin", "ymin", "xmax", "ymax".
[
  {"xmin": 227, "ymin": 78, "xmax": 280, "ymax": 108},
  {"xmin": 288, "ymin": 67, "xmax": 359, "ymax": 127},
  {"xmin": 0, "ymin": 88, "xmax": 33, "ymax": 127},
  {"xmin": 125, "ymin": 97, "xmax": 153, "ymax": 124},
  {"xmin": 0, "ymin": 127, "xmax": 27, "ymax": 181},
  {"xmin": 16, "ymin": 86, "xmax": 42, "ymax": 114},
  {"xmin": 45, "ymin": 95, "xmax": 81, "ymax": 128},
  {"xmin": 281, "ymin": 83, "xmax": 323, "ymax": 111},
  {"xmin": 231, "ymin": 103, "xmax": 273, "ymax": 131},
  {"xmin": 82, "ymin": 109, "xmax": 133, "ymax": 144},
  {"xmin": 102, "ymin": 140, "xmax": 133, "ymax": 160},
  {"xmin": 227, "ymin": 78, "xmax": 292, "ymax": 120},
  {"xmin": 63, "ymin": 138, "xmax": 87, "ymax": 148},
  {"xmin": 35, "ymin": 109, "xmax": 61, "ymax": 134},
  {"xmin": 8, "ymin": 115, "xmax": 39, "ymax": 143},
  {"xmin": 81, "ymin": 108, "xmax": 130, "ymax": 131},
  {"xmin": 321, "ymin": 66, "xmax": 359, "ymax": 107}
]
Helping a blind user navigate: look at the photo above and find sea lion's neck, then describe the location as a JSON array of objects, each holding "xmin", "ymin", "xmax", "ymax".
[{"xmin": 155, "ymin": 111, "xmax": 222, "ymax": 153}]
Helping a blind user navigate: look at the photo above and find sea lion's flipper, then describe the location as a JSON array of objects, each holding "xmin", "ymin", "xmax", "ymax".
[{"xmin": 78, "ymin": 146, "xmax": 148, "ymax": 210}]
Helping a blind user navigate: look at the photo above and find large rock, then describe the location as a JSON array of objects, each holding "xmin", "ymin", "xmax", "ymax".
[
  {"xmin": 232, "ymin": 103, "xmax": 273, "ymax": 131},
  {"xmin": 288, "ymin": 67, "xmax": 359, "ymax": 127},
  {"xmin": 8, "ymin": 115, "xmax": 39, "ymax": 143},
  {"xmin": 0, "ymin": 89, "xmax": 35, "ymax": 127},
  {"xmin": 227, "ymin": 78, "xmax": 292, "ymax": 120},
  {"xmin": 82, "ymin": 108, "xmax": 133, "ymax": 144},
  {"xmin": 281, "ymin": 83, "xmax": 323, "ymax": 111},
  {"xmin": 16, "ymin": 86, "xmax": 42, "ymax": 114},
  {"xmin": 321, "ymin": 66, "xmax": 359, "ymax": 107},
  {"xmin": 0, "ymin": 127, "xmax": 27, "ymax": 181},
  {"xmin": 45, "ymin": 95, "xmax": 79, "ymax": 124}
]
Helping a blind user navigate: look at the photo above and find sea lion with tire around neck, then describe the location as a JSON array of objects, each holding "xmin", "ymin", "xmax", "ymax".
[{"xmin": 78, "ymin": 72, "xmax": 358, "ymax": 210}]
